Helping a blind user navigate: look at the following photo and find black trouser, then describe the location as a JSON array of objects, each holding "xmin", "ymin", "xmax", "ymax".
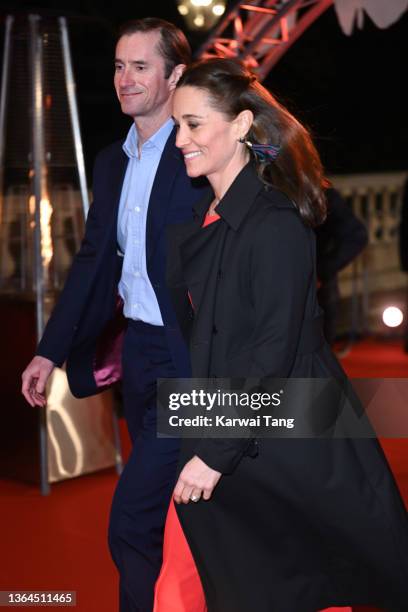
[{"xmin": 108, "ymin": 321, "xmax": 180, "ymax": 612}]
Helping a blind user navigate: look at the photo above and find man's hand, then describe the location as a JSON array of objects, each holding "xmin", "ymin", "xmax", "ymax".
[
  {"xmin": 21, "ymin": 356, "xmax": 55, "ymax": 407},
  {"xmin": 173, "ymin": 455, "xmax": 222, "ymax": 504}
]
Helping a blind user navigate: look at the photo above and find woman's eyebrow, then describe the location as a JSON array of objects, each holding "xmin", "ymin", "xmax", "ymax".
[{"xmin": 181, "ymin": 113, "xmax": 205, "ymax": 119}]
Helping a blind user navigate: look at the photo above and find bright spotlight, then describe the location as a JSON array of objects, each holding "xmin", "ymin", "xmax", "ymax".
[
  {"xmin": 177, "ymin": 0, "xmax": 225, "ymax": 30},
  {"xmin": 194, "ymin": 14, "xmax": 205, "ymax": 27},
  {"xmin": 382, "ymin": 306, "xmax": 403, "ymax": 328},
  {"xmin": 213, "ymin": 4, "xmax": 225, "ymax": 15}
]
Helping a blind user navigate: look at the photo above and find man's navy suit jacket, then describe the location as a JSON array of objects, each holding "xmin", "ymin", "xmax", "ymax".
[{"xmin": 37, "ymin": 128, "xmax": 207, "ymax": 398}]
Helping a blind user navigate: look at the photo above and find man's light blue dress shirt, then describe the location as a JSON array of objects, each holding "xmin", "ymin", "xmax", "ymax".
[{"xmin": 117, "ymin": 118, "xmax": 174, "ymax": 325}]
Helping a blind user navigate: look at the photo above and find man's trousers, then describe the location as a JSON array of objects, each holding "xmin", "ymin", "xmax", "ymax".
[{"xmin": 108, "ymin": 320, "xmax": 180, "ymax": 612}]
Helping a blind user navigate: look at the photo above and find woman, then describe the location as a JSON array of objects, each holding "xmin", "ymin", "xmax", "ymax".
[{"xmin": 155, "ymin": 59, "xmax": 408, "ymax": 612}]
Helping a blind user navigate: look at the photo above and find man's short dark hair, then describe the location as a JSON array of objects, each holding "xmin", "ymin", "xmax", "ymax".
[{"xmin": 117, "ymin": 18, "xmax": 191, "ymax": 78}]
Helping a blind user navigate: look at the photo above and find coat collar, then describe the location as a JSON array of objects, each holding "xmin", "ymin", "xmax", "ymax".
[{"xmin": 193, "ymin": 162, "xmax": 266, "ymax": 231}]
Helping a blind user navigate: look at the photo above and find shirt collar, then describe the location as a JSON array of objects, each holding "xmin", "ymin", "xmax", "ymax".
[{"xmin": 122, "ymin": 118, "xmax": 174, "ymax": 159}]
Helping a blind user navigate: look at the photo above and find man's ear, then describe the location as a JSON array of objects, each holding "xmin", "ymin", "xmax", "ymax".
[{"xmin": 168, "ymin": 64, "xmax": 185, "ymax": 90}]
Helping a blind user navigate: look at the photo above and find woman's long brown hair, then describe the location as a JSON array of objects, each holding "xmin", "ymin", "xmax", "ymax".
[{"xmin": 177, "ymin": 58, "xmax": 328, "ymax": 227}]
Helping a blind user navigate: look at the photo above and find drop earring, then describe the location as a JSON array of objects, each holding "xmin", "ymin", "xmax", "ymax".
[{"xmin": 238, "ymin": 136, "xmax": 280, "ymax": 161}]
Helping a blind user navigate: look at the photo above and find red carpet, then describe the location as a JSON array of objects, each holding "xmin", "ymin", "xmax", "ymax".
[{"xmin": 0, "ymin": 338, "xmax": 407, "ymax": 611}]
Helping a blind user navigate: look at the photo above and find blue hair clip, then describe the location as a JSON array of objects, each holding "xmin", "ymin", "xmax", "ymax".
[{"xmin": 239, "ymin": 138, "xmax": 280, "ymax": 161}]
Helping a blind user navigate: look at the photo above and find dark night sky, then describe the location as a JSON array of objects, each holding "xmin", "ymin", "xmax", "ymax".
[{"xmin": 2, "ymin": 0, "xmax": 408, "ymax": 177}]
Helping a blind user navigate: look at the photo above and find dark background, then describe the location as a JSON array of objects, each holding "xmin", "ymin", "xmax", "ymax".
[{"xmin": 2, "ymin": 0, "xmax": 407, "ymax": 177}]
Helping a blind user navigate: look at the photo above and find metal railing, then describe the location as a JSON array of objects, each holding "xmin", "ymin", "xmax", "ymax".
[{"xmin": 331, "ymin": 171, "xmax": 408, "ymax": 335}]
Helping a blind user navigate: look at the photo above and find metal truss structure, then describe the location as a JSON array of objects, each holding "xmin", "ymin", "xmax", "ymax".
[{"xmin": 197, "ymin": 0, "xmax": 334, "ymax": 81}]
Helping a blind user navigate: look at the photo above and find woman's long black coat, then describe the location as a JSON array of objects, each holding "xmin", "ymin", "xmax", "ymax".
[{"xmin": 167, "ymin": 163, "xmax": 408, "ymax": 612}]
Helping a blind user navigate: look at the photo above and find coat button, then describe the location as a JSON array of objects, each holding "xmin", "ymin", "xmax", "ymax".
[
  {"xmin": 217, "ymin": 269, "xmax": 222, "ymax": 278},
  {"xmin": 212, "ymin": 325, "xmax": 218, "ymax": 334},
  {"xmin": 245, "ymin": 439, "xmax": 259, "ymax": 458}
]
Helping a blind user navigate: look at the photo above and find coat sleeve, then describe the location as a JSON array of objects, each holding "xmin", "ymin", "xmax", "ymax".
[
  {"xmin": 195, "ymin": 205, "xmax": 314, "ymax": 473},
  {"xmin": 36, "ymin": 151, "xmax": 108, "ymax": 366}
]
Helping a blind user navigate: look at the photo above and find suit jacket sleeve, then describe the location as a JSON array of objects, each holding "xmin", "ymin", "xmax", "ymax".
[
  {"xmin": 36, "ymin": 151, "xmax": 108, "ymax": 366},
  {"xmin": 195, "ymin": 204, "xmax": 314, "ymax": 473}
]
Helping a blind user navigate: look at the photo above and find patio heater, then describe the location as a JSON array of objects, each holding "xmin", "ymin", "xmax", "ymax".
[{"xmin": 0, "ymin": 14, "xmax": 122, "ymax": 494}]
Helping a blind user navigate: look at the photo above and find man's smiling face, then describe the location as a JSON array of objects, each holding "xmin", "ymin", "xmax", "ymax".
[{"xmin": 114, "ymin": 30, "xmax": 174, "ymax": 121}]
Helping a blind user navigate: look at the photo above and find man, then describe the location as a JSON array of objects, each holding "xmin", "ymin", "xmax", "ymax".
[
  {"xmin": 316, "ymin": 187, "xmax": 368, "ymax": 344},
  {"xmin": 21, "ymin": 18, "xmax": 207, "ymax": 612},
  {"xmin": 399, "ymin": 177, "xmax": 408, "ymax": 351}
]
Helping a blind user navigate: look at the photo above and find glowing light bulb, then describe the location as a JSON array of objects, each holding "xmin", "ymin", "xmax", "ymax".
[
  {"xmin": 191, "ymin": 0, "xmax": 212, "ymax": 6},
  {"xmin": 382, "ymin": 306, "xmax": 403, "ymax": 328},
  {"xmin": 194, "ymin": 14, "xmax": 205, "ymax": 27},
  {"xmin": 178, "ymin": 4, "xmax": 189, "ymax": 15},
  {"xmin": 213, "ymin": 4, "xmax": 225, "ymax": 16}
]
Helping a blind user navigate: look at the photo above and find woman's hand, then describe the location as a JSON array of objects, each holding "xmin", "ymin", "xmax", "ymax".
[{"xmin": 173, "ymin": 455, "xmax": 222, "ymax": 504}]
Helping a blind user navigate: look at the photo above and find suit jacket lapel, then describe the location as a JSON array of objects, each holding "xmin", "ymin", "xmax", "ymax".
[
  {"xmin": 146, "ymin": 128, "xmax": 183, "ymax": 264},
  {"xmin": 107, "ymin": 141, "xmax": 129, "ymax": 222},
  {"xmin": 91, "ymin": 141, "xmax": 128, "ymax": 256}
]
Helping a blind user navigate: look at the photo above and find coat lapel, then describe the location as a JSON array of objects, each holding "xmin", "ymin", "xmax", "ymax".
[
  {"xmin": 215, "ymin": 162, "xmax": 265, "ymax": 230},
  {"xmin": 179, "ymin": 213, "xmax": 230, "ymax": 376},
  {"xmin": 179, "ymin": 162, "xmax": 264, "ymax": 306},
  {"xmin": 146, "ymin": 128, "xmax": 183, "ymax": 264},
  {"xmin": 169, "ymin": 163, "xmax": 266, "ymax": 376},
  {"xmin": 177, "ymin": 163, "xmax": 265, "ymax": 376},
  {"xmin": 180, "ymin": 219, "xmax": 226, "ymax": 309}
]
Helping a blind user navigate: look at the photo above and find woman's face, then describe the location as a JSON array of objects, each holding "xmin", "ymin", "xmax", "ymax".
[{"xmin": 173, "ymin": 85, "xmax": 248, "ymax": 183}]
